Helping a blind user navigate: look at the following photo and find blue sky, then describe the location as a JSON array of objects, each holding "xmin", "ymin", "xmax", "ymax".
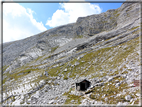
[
  {"xmin": 19, "ymin": 3, "xmax": 60, "ymax": 30},
  {"xmin": 3, "ymin": 1, "xmax": 125, "ymax": 43}
]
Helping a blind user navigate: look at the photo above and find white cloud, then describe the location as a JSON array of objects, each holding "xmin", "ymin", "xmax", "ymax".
[
  {"xmin": 3, "ymin": 3, "xmax": 47, "ymax": 43},
  {"xmin": 46, "ymin": 3, "xmax": 102, "ymax": 27}
]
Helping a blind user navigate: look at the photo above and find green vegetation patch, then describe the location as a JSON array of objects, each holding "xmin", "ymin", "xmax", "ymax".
[
  {"xmin": 63, "ymin": 88, "xmax": 83, "ymax": 104},
  {"xmin": 76, "ymin": 35, "xmax": 83, "ymax": 38},
  {"xmin": 64, "ymin": 94, "xmax": 82, "ymax": 104},
  {"xmin": 129, "ymin": 26, "xmax": 139, "ymax": 31},
  {"xmin": 11, "ymin": 68, "xmax": 35, "ymax": 80},
  {"xmin": 46, "ymin": 36, "xmax": 139, "ymax": 80},
  {"xmin": 89, "ymin": 81, "xmax": 129, "ymax": 104},
  {"xmin": 3, "ymin": 65, "xmax": 9, "ymax": 72},
  {"xmin": 3, "ymin": 66, "xmax": 42, "ymax": 90},
  {"xmin": 47, "ymin": 63, "xmax": 66, "ymax": 77},
  {"xmin": 51, "ymin": 46, "xmax": 59, "ymax": 53},
  {"xmin": 113, "ymin": 10, "xmax": 120, "ymax": 17}
]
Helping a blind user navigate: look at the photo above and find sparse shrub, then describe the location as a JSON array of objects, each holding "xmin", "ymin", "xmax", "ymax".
[
  {"xmin": 51, "ymin": 46, "xmax": 59, "ymax": 52},
  {"xmin": 64, "ymin": 77, "xmax": 68, "ymax": 80}
]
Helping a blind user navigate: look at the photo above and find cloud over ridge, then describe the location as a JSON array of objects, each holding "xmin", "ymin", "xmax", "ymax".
[{"xmin": 46, "ymin": 3, "xmax": 102, "ymax": 27}]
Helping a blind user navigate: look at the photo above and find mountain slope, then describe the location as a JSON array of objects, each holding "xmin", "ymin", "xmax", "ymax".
[{"xmin": 2, "ymin": 2, "xmax": 141, "ymax": 106}]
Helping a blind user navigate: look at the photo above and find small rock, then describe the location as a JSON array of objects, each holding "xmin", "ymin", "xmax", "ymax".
[
  {"xmin": 96, "ymin": 101, "xmax": 103, "ymax": 104},
  {"xmin": 39, "ymin": 80, "xmax": 45, "ymax": 87},
  {"xmin": 48, "ymin": 80, "xmax": 52, "ymax": 83},
  {"xmin": 116, "ymin": 94, "xmax": 121, "ymax": 97},
  {"xmin": 32, "ymin": 91, "xmax": 40, "ymax": 99},
  {"xmin": 122, "ymin": 74, "xmax": 127, "ymax": 78},
  {"xmin": 77, "ymin": 54, "xmax": 84, "ymax": 60},
  {"xmin": 96, "ymin": 82, "xmax": 104, "ymax": 86},
  {"xmin": 130, "ymin": 99, "xmax": 133, "ymax": 102},
  {"xmin": 70, "ymin": 90, "xmax": 75, "ymax": 95},
  {"xmin": 74, "ymin": 61, "xmax": 80, "ymax": 66},
  {"xmin": 48, "ymin": 100, "xmax": 54, "ymax": 104},
  {"xmin": 131, "ymin": 101, "xmax": 135, "ymax": 105},
  {"xmin": 27, "ymin": 98, "xmax": 31, "ymax": 104},
  {"xmin": 117, "ymin": 102, "xmax": 123, "ymax": 106},
  {"xmin": 136, "ymin": 93, "xmax": 140, "ymax": 97},
  {"xmin": 81, "ymin": 99, "xmax": 90, "ymax": 105},
  {"xmin": 103, "ymin": 94, "xmax": 106, "ymax": 97},
  {"xmin": 20, "ymin": 99, "xmax": 24, "ymax": 104},
  {"xmin": 60, "ymin": 63, "xmax": 64, "ymax": 66},
  {"xmin": 44, "ymin": 71, "xmax": 48, "ymax": 77},
  {"xmin": 90, "ymin": 100, "xmax": 96, "ymax": 104},
  {"xmin": 79, "ymin": 92, "xmax": 84, "ymax": 96},
  {"xmin": 57, "ymin": 76, "xmax": 60, "ymax": 80},
  {"xmin": 87, "ymin": 93, "xmax": 91, "ymax": 97},
  {"xmin": 123, "ymin": 102, "xmax": 129, "ymax": 105},
  {"xmin": 115, "ymin": 82, "xmax": 122, "ymax": 88},
  {"xmin": 96, "ymin": 79, "xmax": 102, "ymax": 83},
  {"xmin": 129, "ymin": 83, "xmax": 135, "ymax": 87},
  {"xmin": 31, "ymin": 96, "xmax": 38, "ymax": 104},
  {"xmin": 108, "ymin": 77, "xmax": 114, "ymax": 82},
  {"xmin": 125, "ymin": 95, "xmax": 131, "ymax": 101},
  {"xmin": 52, "ymin": 64, "xmax": 59, "ymax": 68},
  {"xmin": 71, "ymin": 100, "xmax": 75, "ymax": 103},
  {"xmin": 64, "ymin": 68, "xmax": 67, "ymax": 72},
  {"xmin": 115, "ymin": 80, "xmax": 119, "ymax": 83},
  {"xmin": 20, "ymin": 95, "xmax": 25, "ymax": 100},
  {"xmin": 105, "ymin": 97, "xmax": 108, "ymax": 101}
]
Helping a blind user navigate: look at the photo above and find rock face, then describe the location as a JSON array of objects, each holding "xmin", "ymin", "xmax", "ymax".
[{"xmin": 2, "ymin": 2, "xmax": 141, "ymax": 106}]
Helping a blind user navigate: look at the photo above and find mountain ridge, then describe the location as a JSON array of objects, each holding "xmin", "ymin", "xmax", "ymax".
[{"xmin": 3, "ymin": 2, "xmax": 139, "ymax": 67}]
